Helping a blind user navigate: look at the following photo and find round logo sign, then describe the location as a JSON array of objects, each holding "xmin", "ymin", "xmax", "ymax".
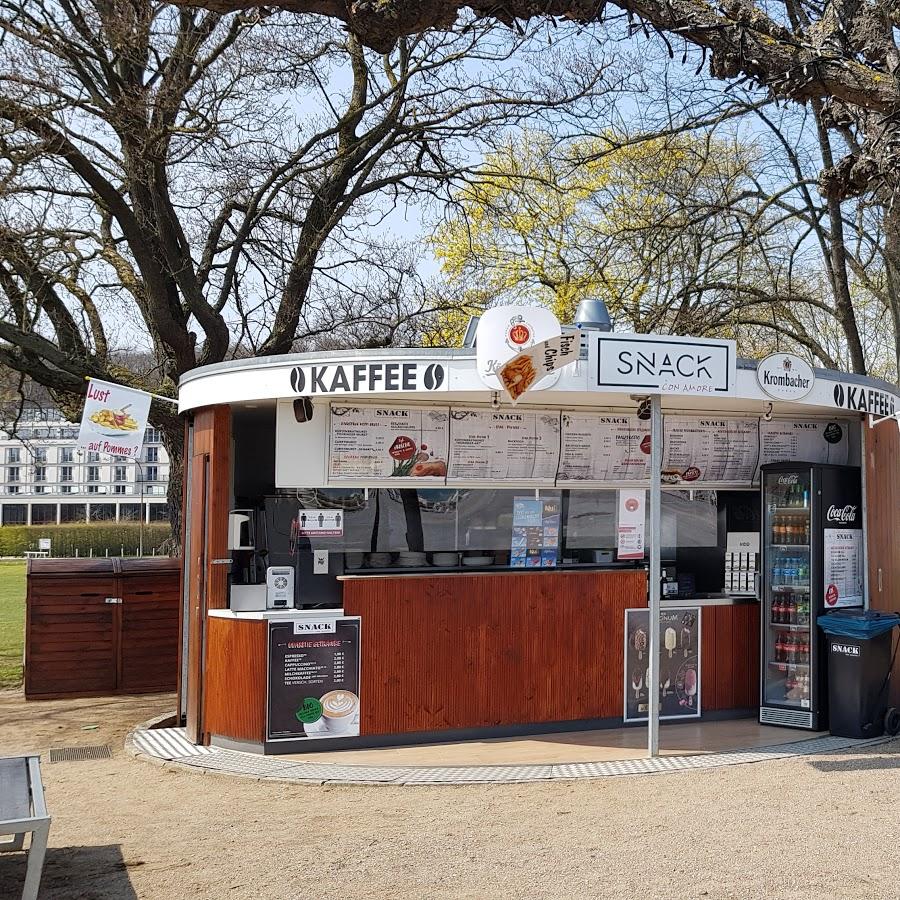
[
  {"xmin": 639, "ymin": 434, "xmax": 652, "ymax": 455},
  {"xmin": 823, "ymin": 422, "xmax": 843, "ymax": 444},
  {"xmin": 756, "ymin": 353, "xmax": 815, "ymax": 401},
  {"xmin": 825, "ymin": 584, "xmax": 839, "ymax": 607},
  {"xmin": 507, "ymin": 319, "xmax": 532, "ymax": 348},
  {"xmin": 624, "ymin": 497, "xmax": 640, "ymax": 512}
]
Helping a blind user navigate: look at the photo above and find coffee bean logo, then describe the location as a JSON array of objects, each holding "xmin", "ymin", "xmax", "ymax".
[
  {"xmin": 423, "ymin": 363, "xmax": 445, "ymax": 390},
  {"xmin": 289, "ymin": 366, "xmax": 305, "ymax": 393},
  {"xmin": 833, "ymin": 383, "xmax": 845, "ymax": 406}
]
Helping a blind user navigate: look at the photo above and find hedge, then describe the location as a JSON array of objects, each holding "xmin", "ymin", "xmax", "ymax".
[{"xmin": 0, "ymin": 523, "xmax": 173, "ymax": 558}]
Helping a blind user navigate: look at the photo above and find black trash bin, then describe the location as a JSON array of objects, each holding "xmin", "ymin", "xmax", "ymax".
[{"xmin": 819, "ymin": 609, "xmax": 900, "ymax": 739}]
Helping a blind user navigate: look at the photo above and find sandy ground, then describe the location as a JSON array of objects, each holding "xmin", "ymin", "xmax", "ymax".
[{"xmin": 1, "ymin": 691, "xmax": 900, "ymax": 900}]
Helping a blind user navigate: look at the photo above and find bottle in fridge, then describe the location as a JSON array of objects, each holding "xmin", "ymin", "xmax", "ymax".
[{"xmin": 759, "ymin": 463, "xmax": 863, "ymax": 730}]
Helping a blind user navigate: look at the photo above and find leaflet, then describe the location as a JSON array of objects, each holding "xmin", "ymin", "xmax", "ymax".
[
  {"xmin": 662, "ymin": 416, "xmax": 759, "ymax": 484},
  {"xmin": 557, "ymin": 414, "xmax": 651, "ymax": 482}
]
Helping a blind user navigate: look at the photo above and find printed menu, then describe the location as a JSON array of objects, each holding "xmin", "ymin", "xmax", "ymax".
[
  {"xmin": 758, "ymin": 419, "xmax": 849, "ymax": 474},
  {"xmin": 557, "ymin": 414, "xmax": 651, "ymax": 482},
  {"xmin": 328, "ymin": 405, "xmax": 449, "ymax": 480},
  {"xmin": 823, "ymin": 529, "xmax": 864, "ymax": 608},
  {"xmin": 447, "ymin": 409, "xmax": 561, "ymax": 481},
  {"xmin": 662, "ymin": 416, "xmax": 759, "ymax": 484}
]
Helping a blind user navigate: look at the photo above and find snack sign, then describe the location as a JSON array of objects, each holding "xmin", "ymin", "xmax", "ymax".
[{"xmin": 77, "ymin": 379, "xmax": 151, "ymax": 459}]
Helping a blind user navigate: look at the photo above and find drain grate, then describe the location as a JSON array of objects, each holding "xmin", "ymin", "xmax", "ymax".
[{"xmin": 48, "ymin": 745, "xmax": 112, "ymax": 763}]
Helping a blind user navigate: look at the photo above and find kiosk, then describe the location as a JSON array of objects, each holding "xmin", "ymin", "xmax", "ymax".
[{"xmin": 176, "ymin": 316, "xmax": 899, "ymax": 754}]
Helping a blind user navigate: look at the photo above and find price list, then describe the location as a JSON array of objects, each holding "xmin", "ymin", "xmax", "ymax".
[
  {"xmin": 447, "ymin": 409, "xmax": 561, "ymax": 481},
  {"xmin": 557, "ymin": 414, "xmax": 650, "ymax": 482}
]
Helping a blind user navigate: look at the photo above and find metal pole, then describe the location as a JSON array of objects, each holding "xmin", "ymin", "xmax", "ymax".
[{"xmin": 648, "ymin": 394, "xmax": 663, "ymax": 757}]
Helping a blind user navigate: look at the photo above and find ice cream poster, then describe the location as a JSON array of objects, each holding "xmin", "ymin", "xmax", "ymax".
[
  {"xmin": 77, "ymin": 378, "xmax": 152, "ymax": 459},
  {"xmin": 623, "ymin": 607, "xmax": 701, "ymax": 722}
]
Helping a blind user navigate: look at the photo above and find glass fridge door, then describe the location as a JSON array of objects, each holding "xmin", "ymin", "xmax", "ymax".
[{"xmin": 762, "ymin": 470, "xmax": 813, "ymax": 710}]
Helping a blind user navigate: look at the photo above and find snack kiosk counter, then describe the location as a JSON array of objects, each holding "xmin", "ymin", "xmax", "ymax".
[{"xmin": 177, "ymin": 322, "xmax": 899, "ymax": 753}]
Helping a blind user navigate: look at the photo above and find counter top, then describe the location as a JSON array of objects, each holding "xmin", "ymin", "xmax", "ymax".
[
  {"xmin": 337, "ymin": 567, "xmax": 645, "ymax": 581},
  {"xmin": 663, "ymin": 595, "xmax": 759, "ymax": 607},
  {"xmin": 209, "ymin": 608, "xmax": 344, "ymax": 620}
]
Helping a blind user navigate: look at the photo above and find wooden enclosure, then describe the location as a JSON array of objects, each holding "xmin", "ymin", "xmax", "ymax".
[{"xmin": 25, "ymin": 557, "xmax": 180, "ymax": 700}]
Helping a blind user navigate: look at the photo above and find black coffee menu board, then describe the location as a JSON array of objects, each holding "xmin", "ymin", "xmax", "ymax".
[
  {"xmin": 267, "ymin": 617, "xmax": 361, "ymax": 741},
  {"xmin": 623, "ymin": 607, "xmax": 701, "ymax": 722}
]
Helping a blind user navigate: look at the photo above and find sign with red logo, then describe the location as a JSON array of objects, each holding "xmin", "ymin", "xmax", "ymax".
[
  {"xmin": 617, "ymin": 489, "xmax": 645, "ymax": 560},
  {"xmin": 825, "ymin": 584, "xmax": 839, "ymax": 607},
  {"xmin": 475, "ymin": 306, "xmax": 563, "ymax": 392},
  {"xmin": 388, "ymin": 436, "xmax": 416, "ymax": 461}
]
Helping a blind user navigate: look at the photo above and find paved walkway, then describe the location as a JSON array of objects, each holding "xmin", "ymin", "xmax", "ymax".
[{"xmin": 129, "ymin": 725, "xmax": 888, "ymax": 784}]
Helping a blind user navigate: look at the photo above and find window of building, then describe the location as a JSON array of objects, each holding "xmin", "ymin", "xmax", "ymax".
[
  {"xmin": 34, "ymin": 466, "xmax": 46, "ymax": 482},
  {"xmin": 60, "ymin": 466, "xmax": 73, "ymax": 482},
  {"xmin": 31, "ymin": 504, "xmax": 56, "ymax": 525},
  {"xmin": 146, "ymin": 466, "xmax": 158, "ymax": 482},
  {"xmin": 34, "ymin": 485, "xmax": 45, "ymax": 494},
  {"xmin": 113, "ymin": 484, "xmax": 127, "ymax": 495},
  {"xmin": 114, "ymin": 466, "xmax": 127, "ymax": 482},
  {"xmin": 145, "ymin": 446, "xmax": 159, "ymax": 463},
  {"xmin": 2, "ymin": 504, "xmax": 26, "ymax": 524},
  {"xmin": 87, "ymin": 466, "xmax": 100, "ymax": 482},
  {"xmin": 86, "ymin": 485, "xmax": 99, "ymax": 494},
  {"xmin": 6, "ymin": 485, "xmax": 19, "ymax": 495},
  {"xmin": 148, "ymin": 504, "xmax": 170, "ymax": 522},
  {"xmin": 6, "ymin": 466, "xmax": 19, "ymax": 483},
  {"xmin": 5, "ymin": 448, "xmax": 20, "ymax": 464},
  {"xmin": 144, "ymin": 427, "xmax": 161, "ymax": 444},
  {"xmin": 60, "ymin": 485, "xmax": 73, "ymax": 494},
  {"xmin": 60, "ymin": 447, "xmax": 74, "ymax": 463},
  {"xmin": 87, "ymin": 451, "xmax": 100, "ymax": 462},
  {"xmin": 33, "ymin": 448, "xmax": 47, "ymax": 463},
  {"xmin": 60, "ymin": 503, "xmax": 86, "ymax": 523}
]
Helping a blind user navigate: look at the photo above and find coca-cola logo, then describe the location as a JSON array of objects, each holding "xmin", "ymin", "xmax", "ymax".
[
  {"xmin": 826, "ymin": 505, "xmax": 857, "ymax": 523},
  {"xmin": 778, "ymin": 474, "xmax": 799, "ymax": 485}
]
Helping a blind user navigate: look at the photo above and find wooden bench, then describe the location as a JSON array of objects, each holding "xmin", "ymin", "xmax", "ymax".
[{"xmin": 0, "ymin": 755, "xmax": 50, "ymax": 900}]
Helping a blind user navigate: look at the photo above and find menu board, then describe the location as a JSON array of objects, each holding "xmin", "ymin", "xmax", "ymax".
[
  {"xmin": 510, "ymin": 497, "xmax": 560, "ymax": 567},
  {"xmin": 447, "ymin": 409, "xmax": 561, "ymax": 481},
  {"xmin": 557, "ymin": 414, "xmax": 650, "ymax": 482},
  {"xmin": 624, "ymin": 607, "xmax": 701, "ymax": 722},
  {"xmin": 328, "ymin": 405, "xmax": 449, "ymax": 480},
  {"xmin": 758, "ymin": 419, "xmax": 848, "ymax": 474},
  {"xmin": 267, "ymin": 617, "xmax": 361, "ymax": 741},
  {"xmin": 662, "ymin": 416, "xmax": 759, "ymax": 485},
  {"xmin": 823, "ymin": 529, "xmax": 864, "ymax": 608}
]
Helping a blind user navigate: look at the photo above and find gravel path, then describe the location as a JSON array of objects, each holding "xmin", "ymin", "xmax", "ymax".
[{"xmin": 1, "ymin": 690, "xmax": 899, "ymax": 899}]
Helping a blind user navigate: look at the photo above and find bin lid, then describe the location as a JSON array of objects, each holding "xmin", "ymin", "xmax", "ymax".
[{"xmin": 819, "ymin": 609, "xmax": 900, "ymax": 638}]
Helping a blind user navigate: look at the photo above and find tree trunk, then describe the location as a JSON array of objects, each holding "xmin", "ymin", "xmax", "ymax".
[
  {"xmin": 881, "ymin": 205, "xmax": 900, "ymax": 382},
  {"xmin": 161, "ymin": 420, "xmax": 184, "ymax": 556}
]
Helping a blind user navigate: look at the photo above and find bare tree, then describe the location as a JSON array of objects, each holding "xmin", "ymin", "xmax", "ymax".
[{"xmin": 0, "ymin": 3, "xmax": 616, "ymax": 534}]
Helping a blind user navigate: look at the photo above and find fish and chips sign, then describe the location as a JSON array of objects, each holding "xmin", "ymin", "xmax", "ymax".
[{"xmin": 77, "ymin": 379, "xmax": 151, "ymax": 459}]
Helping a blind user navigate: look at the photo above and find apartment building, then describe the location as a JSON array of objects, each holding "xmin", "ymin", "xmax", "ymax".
[{"xmin": 0, "ymin": 407, "xmax": 170, "ymax": 525}]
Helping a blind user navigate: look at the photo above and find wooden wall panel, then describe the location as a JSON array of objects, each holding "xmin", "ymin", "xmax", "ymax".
[
  {"xmin": 700, "ymin": 603, "xmax": 759, "ymax": 712},
  {"xmin": 204, "ymin": 616, "xmax": 267, "ymax": 743},
  {"xmin": 183, "ymin": 404, "xmax": 231, "ymax": 743},
  {"xmin": 25, "ymin": 558, "xmax": 179, "ymax": 699},
  {"xmin": 866, "ymin": 421, "xmax": 900, "ymax": 705},
  {"xmin": 344, "ymin": 570, "xmax": 646, "ymax": 736}
]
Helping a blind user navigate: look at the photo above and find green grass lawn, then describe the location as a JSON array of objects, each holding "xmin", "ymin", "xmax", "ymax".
[{"xmin": 0, "ymin": 561, "xmax": 25, "ymax": 688}]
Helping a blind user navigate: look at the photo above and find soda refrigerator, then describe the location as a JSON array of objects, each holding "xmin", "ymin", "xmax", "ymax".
[{"xmin": 759, "ymin": 463, "xmax": 864, "ymax": 730}]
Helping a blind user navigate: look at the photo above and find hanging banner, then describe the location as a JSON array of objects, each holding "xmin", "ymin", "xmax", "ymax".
[
  {"xmin": 624, "ymin": 607, "xmax": 701, "ymax": 722},
  {"xmin": 498, "ymin": 333, "xmax": 580, "ymax": 402},
  {"xmin": 616, "ymin": 489, "xmax": 646, "ymax": 560},
  {"xmin": 77, "ymin": 379, "xmax": 151, "ymax": 459}
]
